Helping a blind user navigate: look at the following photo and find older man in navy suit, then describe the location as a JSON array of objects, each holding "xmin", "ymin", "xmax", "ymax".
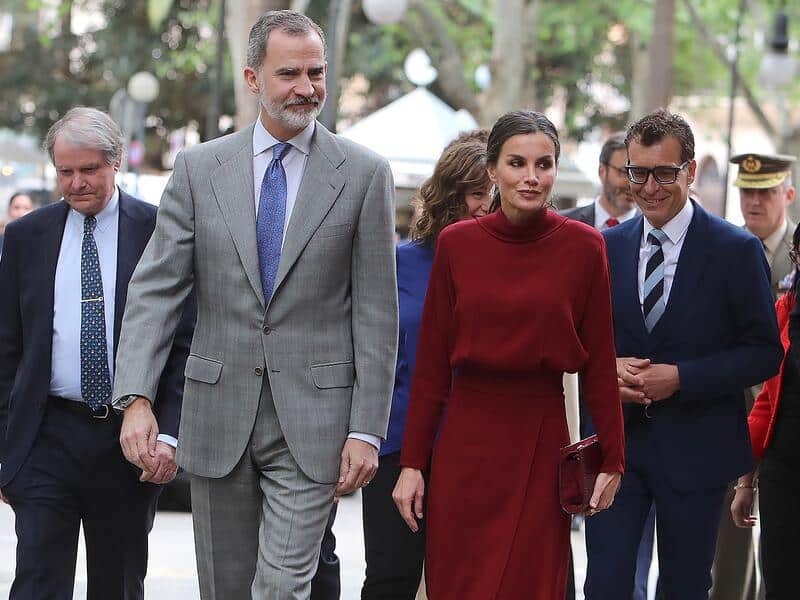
[
  {"xmin": 0, "ymin": 107, "xmax": 193, "ymax": 599},
  {"xmin": 583, "ymin": 109, "xmax": 782, "ymax": 599}
]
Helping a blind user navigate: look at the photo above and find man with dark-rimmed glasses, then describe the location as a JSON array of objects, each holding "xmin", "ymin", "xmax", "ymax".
[{"xmin": 583, "ymin": 109, "xmax": 782, "ymax": 599}]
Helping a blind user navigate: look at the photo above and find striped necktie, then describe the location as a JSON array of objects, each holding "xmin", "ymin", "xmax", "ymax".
[{"xmin": 643, "ymin": 228, "xmax": 669, "ymax": 333}]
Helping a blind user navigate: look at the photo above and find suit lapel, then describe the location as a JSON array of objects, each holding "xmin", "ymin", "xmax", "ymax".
[
  {"xmin": 32, "ymin": 202, "xmax": 70, "ymax": 357},
  {"xmin": 114, "ymin": 191, "xmax": 150, "ymax": 354},
  {"xmin": 648, "ymin": 200, "xmax": 711, "ymax": 346},
  {"xmin": 616, "ymin": 215, "xmax": 648, "ymax": 339},
  {"xmin": 209, "ymin": 125, "xmax": 264, "ymax": 307},
  {"xmin": 272, "ymin": 125, "xmax": 345, "ymax": 302}
]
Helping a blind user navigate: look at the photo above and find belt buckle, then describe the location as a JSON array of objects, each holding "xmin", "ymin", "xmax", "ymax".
[
  {"xmin": 91, "ymin": 404, "xmax": 111, "ymax": 420},
  {"xmin": 644, "ymin": 404, "xmax": 653, "ymax": 420}
]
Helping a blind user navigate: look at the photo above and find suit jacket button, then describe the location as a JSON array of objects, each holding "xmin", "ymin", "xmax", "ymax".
[
  {"xmin": 263, "ymin": 325, "xmax": 272, "ymax": 334},
  {"xmin": 254, "ymin": 367, "xmax": 263, "ymax": 376}
]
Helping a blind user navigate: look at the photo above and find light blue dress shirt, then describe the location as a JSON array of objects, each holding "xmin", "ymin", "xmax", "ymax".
[{"xmin": 49, "ymin": 188, "xmax": 176, "ymax": 447}]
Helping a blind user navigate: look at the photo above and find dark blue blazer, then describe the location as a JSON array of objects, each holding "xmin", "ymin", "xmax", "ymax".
[
  {"xmin": 0, "ymin": 190, "xmax": 194, "ymax": 487},
  {"xmin": 603, "ymin": 200, "xmax": 782, "ymax": 491}
]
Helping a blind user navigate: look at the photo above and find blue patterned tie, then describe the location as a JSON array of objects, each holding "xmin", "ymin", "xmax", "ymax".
[
  {"xmin": 80, "ymin": 215, "xmax": 112, "ymax": 411},
  {"xmin": 643, "ymin": 228, "xmax": 668, "ymax": 332},
  {"xmin": 257, "ymin": 142, "xmax": 291, "ymax": 301}
]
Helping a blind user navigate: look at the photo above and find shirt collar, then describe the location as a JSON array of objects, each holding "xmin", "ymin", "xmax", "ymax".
[
  {"xmin": 761, "ymin": 219, "xmax": 788, "ymax": 257},
  {"xmin": 252, "ymin": 117, "xmax": 315, "ymax": 158},
  {"xmin": 594, "ymin": 196, "xmax": 638, "ymax": 225},
  {"xmin": 642, "ymin": 198, "xmax": 694, "ymax": 246},
  {"xmin": 69, "ymin": 185, "xmax": 119, "ymax": 233}
]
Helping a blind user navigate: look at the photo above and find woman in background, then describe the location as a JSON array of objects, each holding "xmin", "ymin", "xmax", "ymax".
[
  {"xmin": 394, "ymin": 110, "xmax": 625, "ymax": 599},
  {"xmin": 732, "ymin": 223, "xmax": 800, "ymax": 599},
  {"xmin": 360, "ymin": 130, "xmax": 491, "ymax": 600}
]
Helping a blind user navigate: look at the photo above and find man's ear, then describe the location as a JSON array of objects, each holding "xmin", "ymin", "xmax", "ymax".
[{"xmin": 244, "ymin": 67, "xmax": 260, "ymax": 95}]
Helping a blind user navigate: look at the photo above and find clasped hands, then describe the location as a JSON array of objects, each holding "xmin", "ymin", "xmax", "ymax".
[
  {"xmin": 119, "ymin": 396, "xmax": 179, "ymax": 484},
  {"xmin": 617, "ymin": 357, "xmax": 680, "ymax": 405}
]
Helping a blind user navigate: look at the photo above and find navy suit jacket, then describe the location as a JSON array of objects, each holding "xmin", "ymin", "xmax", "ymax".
[
  {"xmin": 603, "ymin": 200, "xmax": 782, "ymax": 491},
  {"xmin": 0, "ymin": 190, "xmax": 194, "ymax": 487}
]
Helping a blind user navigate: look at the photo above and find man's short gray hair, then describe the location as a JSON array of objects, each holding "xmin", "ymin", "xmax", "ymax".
[
  {"xmin": 44, "ymin": 107, "xmax": 124, "ymax": 166},
  {"xmin": 246, "ymin": 10, "xmax": 326, "ymax": 72}
]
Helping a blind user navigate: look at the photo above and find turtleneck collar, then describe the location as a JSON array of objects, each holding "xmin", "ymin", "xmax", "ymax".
[{"xmin": 477, "ymin": 207, "xmax": 566, "ymax": 243}]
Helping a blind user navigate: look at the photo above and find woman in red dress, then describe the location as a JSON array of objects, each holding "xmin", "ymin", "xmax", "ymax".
[{"xmin": 393, "ymin": 110, "xmax": 626, "ymax": 599}]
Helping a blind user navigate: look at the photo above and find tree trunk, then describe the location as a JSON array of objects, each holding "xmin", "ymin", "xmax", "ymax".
[
  {"xmin": 644, "ymin": 0, "xmax": 675, "ymax": 112},
  {"xmin": 629, "ymin": 28, "xmax": 649, "ymax": 119},
  {"xmin": 227, "ymin": 0, "xmax": 290, "ymax": 130},
  {"xmin": 482, "ymin": 0, "xmax": 527, "ymax": 124},
  {"xmin": 318, "ymin": 0, "xmax": 352, "ymax": 132}
]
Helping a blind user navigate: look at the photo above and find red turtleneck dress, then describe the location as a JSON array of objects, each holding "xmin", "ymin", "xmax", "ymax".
[{"xmin": 400, "ymin": 208, "xmax": 625, "ymax": 599}]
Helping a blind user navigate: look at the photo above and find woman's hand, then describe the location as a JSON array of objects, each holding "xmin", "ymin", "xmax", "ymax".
[
  {"xmin": 393, "ymin": 467, "xmax": 425, "ymax": 532},
  {"xmin": 585, "ymin": 471, "xmax": 622, "ymax": 516},
  {"xmin": 731, "ymin": 474, "xmax": 758, "ymax": 528}
]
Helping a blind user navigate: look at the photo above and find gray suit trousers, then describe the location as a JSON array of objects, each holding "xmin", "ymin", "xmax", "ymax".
[{"xmin": 191, "ymin": 379, "xmax": 335, "ymax": 600}]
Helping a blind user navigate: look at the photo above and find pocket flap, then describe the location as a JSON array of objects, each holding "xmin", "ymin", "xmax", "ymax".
[
  {"xmin": 184, "ymin": 354, "xmax": 224, "ymax": 384},
  {"xmin": 317, "ymin": 223, "xmax": 352, "ymax": 238},
  {"xmin": 310, "ymin": 361, "xmax": 355, "ymax": 389}
]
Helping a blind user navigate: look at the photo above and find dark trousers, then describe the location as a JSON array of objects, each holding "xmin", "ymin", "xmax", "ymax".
[
  {"xmin": 1, "ymin": 398, "xmax": 160, "ymax": 600},
  {"xmin": 584, "ymin": 425, "xmax": 727, "ymax": 600},
  {"xmin": 759, "ymin": 455, "xmax": 800, "ymax": 600},
  {"xmin": 311, "ymin": 503, "xmax": 341, "ymax": 600},
  {"xmin": 361, "ymin": 451, "xmax": 425, "ymax": 600}
]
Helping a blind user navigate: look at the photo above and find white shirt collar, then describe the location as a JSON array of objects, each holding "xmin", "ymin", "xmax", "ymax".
[
  {"xmin": 594, "ymin": 196, "xmax": 638, "ymax": 225},
  {"xmin": 68, "ymin": 185, "xmax": 119, "ymax": 234},
  {"xmin": 253, "ymin": 117, "xmax": 315, "ymax": 158},
  {"xmin": 761, "ymin": 219, "xmax": 788, "ymax": 257},
  {"xmin": 643, "ymin": 198, "xmax": 694, "ymax": 245}
]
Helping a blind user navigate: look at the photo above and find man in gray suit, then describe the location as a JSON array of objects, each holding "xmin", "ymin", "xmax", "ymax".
[
  {"xmin": 112, "ymin": 10, "xmax": 398, "ymax": 599},
  {"xmin": 711, "ymin": 152, "xmax": 796, "ymax": 600}
]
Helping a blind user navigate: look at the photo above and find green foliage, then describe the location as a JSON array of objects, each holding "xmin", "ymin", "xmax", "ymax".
[{"xmin": 0, "ymin": 0, "xmax": 234, "ymax": 163}]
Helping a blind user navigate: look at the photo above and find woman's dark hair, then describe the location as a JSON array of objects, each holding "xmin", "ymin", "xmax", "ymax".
[
  {"xmin": 411, "ymin": 134, "xmax": 490, "ymax": 246},
  {"xmin": 486, "ymin": 110, "xmax": 560, "ymax": 212}
]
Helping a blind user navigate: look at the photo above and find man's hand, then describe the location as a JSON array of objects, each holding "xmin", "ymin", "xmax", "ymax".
[
  {"xmin": 393, "ymin": 467, "xmax": 425, "ymax": 532},
  {"xmin": 119, "ymin": 396, "xmax": 158, "ymax": 471},
  {"xmin": 637, "ymin": 363, "xmax": 680, "ymax": 402},
  {"xmin": 140, "ymin": 442, "xmax": 179, "ymax": 484},
  {"xmin": 585, "ymin": 471, "xmax": 622, "ymax": 516},
  {"xmin": 335, "ymin": 438, "xmax": 378, "ymax": 497},
  {"xmin": 617, "ymin": 357, "xmax": 650, "ymax": 404}
]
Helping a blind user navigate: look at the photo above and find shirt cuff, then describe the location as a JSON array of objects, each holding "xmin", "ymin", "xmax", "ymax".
[
  {"xmin": 157, "ymin": 434, "xmax": 178, "ymax": 448},
  {"xmin": 347, "ymin": 432, "xmax": 381, "ymax": 452}
]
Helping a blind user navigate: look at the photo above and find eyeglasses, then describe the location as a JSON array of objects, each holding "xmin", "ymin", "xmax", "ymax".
[
  {"xmin": 603, "ymin": 163, "xmax": 628, "ymax": 176},
  {"xmin": 626, "ymin": 161, "xmax": 690, "ymax": 185}
]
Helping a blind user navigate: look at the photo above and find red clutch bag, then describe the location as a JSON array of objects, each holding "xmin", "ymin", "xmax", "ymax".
[{"xmin": 559, "ymin": 435, "xmax": 602, "ymax": 514}]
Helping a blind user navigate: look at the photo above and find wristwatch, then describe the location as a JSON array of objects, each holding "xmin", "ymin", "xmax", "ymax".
[{"xmin": 112, "ymin": 394, "xmax": 143, "ymax": 412}]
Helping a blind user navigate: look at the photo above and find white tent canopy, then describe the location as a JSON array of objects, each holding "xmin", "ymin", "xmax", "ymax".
[{"xmin": 339, "ymin": 88, "xmax": 596, "ymax": 204}]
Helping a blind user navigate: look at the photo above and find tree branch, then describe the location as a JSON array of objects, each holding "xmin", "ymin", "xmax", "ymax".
[
  {"xmin": 406, "ymin": 0, "xmax": 480, "ymax": 115},
  {"xmin": 680, "ymin": 0, "xmax": 776, "ymax": 138}
]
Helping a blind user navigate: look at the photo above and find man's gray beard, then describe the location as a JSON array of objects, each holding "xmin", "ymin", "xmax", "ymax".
[{"xmin": 261, "ymin": 93, "xmax": 322, "ymax": 131}]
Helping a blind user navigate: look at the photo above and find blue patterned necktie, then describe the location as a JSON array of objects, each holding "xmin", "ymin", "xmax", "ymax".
[
  {"xmin": 257, "ymin": 142, "xmax": 291, "ymax": 302},
  {"xmin": 80, "ymin": 215, "xmax": 112, "ymax": 411},
  {"xmin": 643, "ymin": 228, "xmax": 669, "ymax": 332}
]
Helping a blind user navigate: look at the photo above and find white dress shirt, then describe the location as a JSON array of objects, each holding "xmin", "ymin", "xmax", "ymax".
[
  {"xmin": 594, "ymin": 197, "xmax": 638, "ymax": 230},
  {"xmin": 50, "ymin": 188, "xmax": 176, "ymax": 447},
  {"xmin": 638, "ymin": 199, "xmax": 694, "ymax": 308},
  {"xmin": 251, "ymin": 119, "xmax": 381, "ymax": 452}
]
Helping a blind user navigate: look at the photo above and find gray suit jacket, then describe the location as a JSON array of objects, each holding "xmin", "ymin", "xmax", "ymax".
[{"xmin": 113, "ymin": 122, "xmax": 399, "ymax": 483}]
